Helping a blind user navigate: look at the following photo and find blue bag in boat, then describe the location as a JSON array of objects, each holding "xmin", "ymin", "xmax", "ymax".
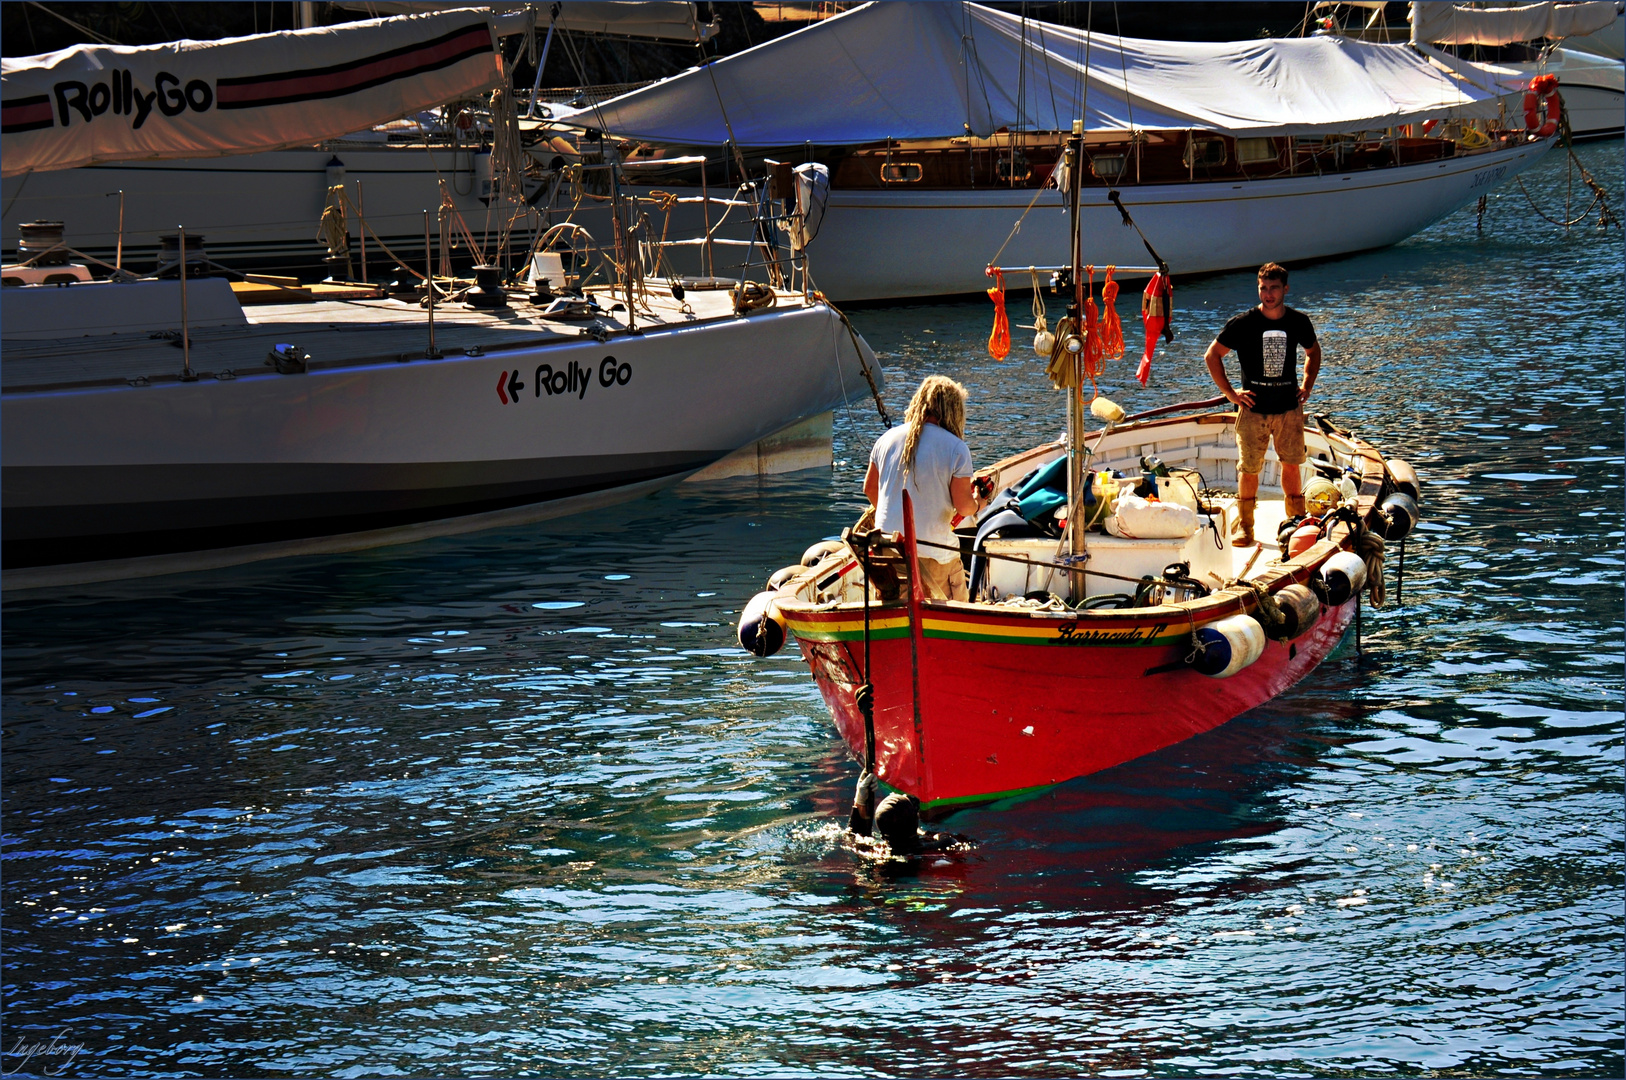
[{"xmin": 1016, "ymin": 456, "xmax": 1069, "ymax": 522}]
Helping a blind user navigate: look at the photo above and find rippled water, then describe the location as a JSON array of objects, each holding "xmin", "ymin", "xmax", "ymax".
[{"xmin": 3, "ymin": 144, "xmax": 1621, "ymax": 1078}]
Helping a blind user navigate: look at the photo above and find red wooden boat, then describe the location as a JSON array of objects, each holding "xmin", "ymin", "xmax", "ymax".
[
  {"xmin": 735, "ymin": 122, "xmax": 1422, "ymax": 824},
  {"xmin": 754, "ymin": 408, "xmax": 1419, "ymax": 817}
]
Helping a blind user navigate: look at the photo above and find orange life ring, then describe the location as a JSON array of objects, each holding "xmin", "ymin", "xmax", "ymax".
[{"xmin": 1523, "ymin": 75, "xmax": 1562, "ymax": 138}]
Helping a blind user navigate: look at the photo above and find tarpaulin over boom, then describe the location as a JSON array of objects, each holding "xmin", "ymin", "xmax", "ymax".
[
  {"xmin": 0, "ymin": 11, "xmax": 501, "ymax": 177},
  {"xmin": 557, "ymin": 1, "xmax": 1509, "ymax": 147}
]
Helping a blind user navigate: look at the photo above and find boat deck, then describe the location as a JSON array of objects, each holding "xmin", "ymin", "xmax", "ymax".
[{"xmin": 0, "ymin": 278, "xmax": 774, "ymax": 392}]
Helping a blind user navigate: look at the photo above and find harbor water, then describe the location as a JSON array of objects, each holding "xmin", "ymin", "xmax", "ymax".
[{"xmin": 3, "ymin": 143, "xmax": 1621, "ymax": 1077}]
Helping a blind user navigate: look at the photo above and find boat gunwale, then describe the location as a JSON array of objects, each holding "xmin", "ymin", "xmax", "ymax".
[
  {"xmin": 776, "ymin": 410, "xmax": 1392, "ymax": 631},
  {"xmin": 0, "ymin": 285, "xmax": 829, "ymax": 395}
]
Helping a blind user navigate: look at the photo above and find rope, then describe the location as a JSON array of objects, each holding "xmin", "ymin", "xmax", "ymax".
[
  {"xmin": 1081, "ymin": 265, "xmax": 1104, "ymax": 391},
  {"xmin": 1099, "ymin": 265, "xmax": 1124, "ymax": 359},
  {"xmin": 1233, "ymin": 579, "xmax": 1288, "ymax": 638},
  {"xmin": 1354, "ymin": 528, "xmax": 1387, "ymax": 608},
  {"xmin": 316, "ymin": 185, "xmax": 351, "ymax": 276},
  {"xmin": 987, "ymin": 267, "xmax": 1011, "ymax": 360},
  {"xmin": 1030, "ymin": 267, "xmax": 1049, "ymax": 342},
  {"xmin": 1046, "ymin": 315, "xmax": 1080, "ymax": 390},
  {"xmin": 820, "ymin": 297, "xmax": 892, "ymax": 429}
]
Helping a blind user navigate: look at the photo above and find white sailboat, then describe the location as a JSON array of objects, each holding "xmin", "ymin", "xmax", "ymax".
[
  {"xmin": 0, "ymin": 11, "xmax": 884, "ymax": 589},
  {"xmin": 552, "ymin": 1, "xmax": 1559, "ymax": 302},
  {"xmin": 0, "ymin": 2, "xmax": 718, "ymax": 273}
]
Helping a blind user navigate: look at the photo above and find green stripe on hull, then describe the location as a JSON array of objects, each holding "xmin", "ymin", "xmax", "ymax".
[
  {"xmin": 922, "ymin": 782, "xmax": 1059, "ymax": 813},
  {"xmin": 790, "ymin": 625, "xmax": 911, "ymax": 643}
]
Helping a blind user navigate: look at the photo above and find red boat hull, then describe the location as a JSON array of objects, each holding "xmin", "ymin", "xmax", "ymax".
[{"xmin": 791, "ymin": 593, "xmax": 1355, "ymax": 815}]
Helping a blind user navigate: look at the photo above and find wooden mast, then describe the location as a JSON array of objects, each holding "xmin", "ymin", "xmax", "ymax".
[{"xmin": 1066, "ymin": 118, "xmax": 1086, "ymax": 601}]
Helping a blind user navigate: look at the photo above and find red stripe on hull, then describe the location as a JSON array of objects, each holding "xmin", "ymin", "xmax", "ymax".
[{"xmin": 800, "ymin": 599, "xmax": 1355, "ymax": 811}]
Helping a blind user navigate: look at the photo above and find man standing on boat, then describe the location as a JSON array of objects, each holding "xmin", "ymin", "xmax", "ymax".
[
  {"xmin": 1203, "ymin": 262, "xmax": 1321, "ymax": 547},
  {"xmin": 865, "ymin": 375, "xmax": 984, "ymax": 600}
]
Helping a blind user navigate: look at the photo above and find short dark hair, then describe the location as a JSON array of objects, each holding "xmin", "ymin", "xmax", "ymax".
[{"xmin": 1258, "ymin": 262, "xmax": 1288, "ymax": 284}]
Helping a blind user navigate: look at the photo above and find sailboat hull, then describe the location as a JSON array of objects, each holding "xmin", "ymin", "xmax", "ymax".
[
  {"xmin": 2, "ymin": 295, "xmax": 875, "ymax": 576},
  {"xmin": 805, "ymin": 138, "xmax": 1552, "ymax": 301}
]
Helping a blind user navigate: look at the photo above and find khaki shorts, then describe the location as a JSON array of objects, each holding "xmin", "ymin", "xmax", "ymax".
[
  {"xmin": 918, "ymin": 556, "xmax": 968, "ymax": 601},
  {"xmin": 1236, "ymin": 405, "xmax": 1308, "ymax": 475}
]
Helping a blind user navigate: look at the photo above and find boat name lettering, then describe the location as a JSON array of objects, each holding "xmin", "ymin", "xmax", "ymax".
[
  {"xmin": 1053, "ymin": 621, "xmax": 1167, "ymax": 645},
  {"xmin": 50, "ymin": 70, "xmax": 213, "ymax": 131},
  {"xmin": 1470, "ymin": 164, "xmax": 1507, "ymax": 189},
  {"xmin": 500, "ymin": 357, "xmax": 630, "ymax": 404}
]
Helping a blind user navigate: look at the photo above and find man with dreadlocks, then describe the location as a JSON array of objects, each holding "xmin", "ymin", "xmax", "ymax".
[{"xmin": 864, "ymin": 375, "xmax": 984, "ymax": 601}]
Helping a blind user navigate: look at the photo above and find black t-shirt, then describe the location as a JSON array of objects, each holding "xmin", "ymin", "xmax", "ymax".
[{"xmin": 1216, "ymin": 307, "xmax": 1318, "ymax": 414}]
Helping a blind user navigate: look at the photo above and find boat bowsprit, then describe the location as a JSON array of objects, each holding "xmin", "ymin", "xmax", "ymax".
[{"xmin": 744, "ymin": 404, "xmax": 1420, "ymax": 820}]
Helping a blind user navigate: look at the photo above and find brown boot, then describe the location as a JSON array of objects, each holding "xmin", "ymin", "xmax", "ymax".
[
  {"xmin": 1284, "ymin": 493, "xmax": 1307, "ymax": 519},
  {"xmin": 1232, "ymin": 497, "xmax": 1257, "ymax": 547}
]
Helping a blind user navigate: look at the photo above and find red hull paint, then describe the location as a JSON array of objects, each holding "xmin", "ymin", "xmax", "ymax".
[{"xmin": 797, "ymin": 599, "xmax": 1355, "ymax": 814}]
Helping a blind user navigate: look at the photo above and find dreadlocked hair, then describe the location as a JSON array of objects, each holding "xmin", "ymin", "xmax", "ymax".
[{"xmin": 901, "ymin": 375, "xmax": 968, "ymax": 479}]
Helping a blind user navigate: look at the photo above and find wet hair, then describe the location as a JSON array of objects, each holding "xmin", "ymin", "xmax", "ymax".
[
  {"xmin": 901, "ymin": 375, "xmax": 968, "ymax": 478},
  {"xmin": 1258, "ymin": 262, "xmax": 1288, "ymax": 284}
]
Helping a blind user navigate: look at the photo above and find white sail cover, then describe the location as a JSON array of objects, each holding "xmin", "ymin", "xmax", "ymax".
[
  {"xmin": 0, "ymin": 11, "xmax": 500, "ymax": 178},
  {"xmin": 1410, "ymin": 1, "xmax": 1619, "ymax": 46},
  {"xmin": 556, "ymin": 1, "xmax": 1510, "ymax": 146},
  {"xmin": 333, "ymin": 2, "xmax": 719, "ymax": 43}
]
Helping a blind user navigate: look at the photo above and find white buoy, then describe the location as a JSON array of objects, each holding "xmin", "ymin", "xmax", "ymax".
[
  {"xmin": 737, "ymin": 591, "xmax": 787, "ymax": 657},
  {"xmin": 1320, "ymin": 550, "xmax": 1368, "ymax": 606},
  {"xmin": 1089, "ymin": 396, "xmax": 1125, "ymax": 424},
  {"xmin": 767, "ymin": 564, "xmax": 804, "ymax": 590},
  {"xmin": 1189, "ymin": 614, "xmax": 1266, "ymax": 677},
  {"xmin": 801, "ymin": 539, "xmax": 845, "ymax": 567}
]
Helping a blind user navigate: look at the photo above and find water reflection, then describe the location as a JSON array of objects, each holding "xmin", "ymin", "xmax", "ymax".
[{"xmin": 3, "ymin": 144, "xmax": 1620, "ymax": 1078}]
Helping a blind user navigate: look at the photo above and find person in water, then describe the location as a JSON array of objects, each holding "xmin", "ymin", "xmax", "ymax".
[
  {"xmin": 865, "ymin": 375, "xmax": 984, "ymax": 600},
  {"xmin": 1203, "ymin": 262, "xmax": 1322, "ymax": 546}
]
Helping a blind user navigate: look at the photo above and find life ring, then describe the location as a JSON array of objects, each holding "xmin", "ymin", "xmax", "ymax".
[{"xmin": 1523, "ymin": 74, "xmax": 1562, "ymax": 138}]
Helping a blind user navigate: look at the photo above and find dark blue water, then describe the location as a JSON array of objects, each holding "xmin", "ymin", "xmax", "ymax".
[{"xmin": 4, "ymin": 143, "xmax": 1620, "ymax": 1078}]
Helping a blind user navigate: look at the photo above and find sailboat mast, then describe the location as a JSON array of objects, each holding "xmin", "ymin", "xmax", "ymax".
[{"xmin": 1066, "ymin": 119, "xmax": 1087, "ymax": 600}]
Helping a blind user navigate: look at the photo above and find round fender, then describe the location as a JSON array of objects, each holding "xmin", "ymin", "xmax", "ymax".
[
  {"xmin": 1320, "ymin": 550, "xmax": 1368, "ymax": 606},
  {"xmin": 1386, "ymin": 458, "xmax": 1421, "ymax": 503},
  {"xmin": 1274, "ymin": 583, "xmax": 1323, "ymax": 640},
  {"xmin": 767, "ymin": 564, "xmax": 804, "ymax": 591},
  {"xmin": 1287, "ymin": 523, "xmax": 1322, "ymax": 559},
  {"xmin": 1188, "ymin": 614, "xmax": 1267, "ymax": 678},
  {"xmin": 801, "ymin": 539, "xmax": 845, "ymax": 567},
  {"xmin": 737, "ymin": 591, "xmax": 787, "ymax": 657},
  {"xmin": 1379, "ymin": 491, "xmax": 1419, "ymax": 541}
]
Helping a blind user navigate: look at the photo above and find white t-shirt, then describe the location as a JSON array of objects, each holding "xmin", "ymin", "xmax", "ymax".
[{"xmin": 870, "ymin": 421, "xmax": 973, "ymax": 552}]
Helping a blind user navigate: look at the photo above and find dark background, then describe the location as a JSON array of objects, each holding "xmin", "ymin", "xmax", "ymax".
[{"xmin": 2, "ymin": 3, "xmax": 1402, "ymax": 80}]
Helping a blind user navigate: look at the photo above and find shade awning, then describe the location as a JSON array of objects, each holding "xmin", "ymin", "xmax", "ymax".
[{"xmin": 555, "ymin": 1, "xmax": 1511, "ymax": 147}]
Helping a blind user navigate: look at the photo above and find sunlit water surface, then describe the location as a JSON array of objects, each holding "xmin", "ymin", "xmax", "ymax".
[{"xmin": 3, "ymin": 144, "xmax": 1621, "ymax": 1078}]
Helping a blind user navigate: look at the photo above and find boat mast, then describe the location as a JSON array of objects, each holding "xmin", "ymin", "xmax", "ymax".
[{"xmin": 1066, "ymin": 119, "xmax": 1087, "ymax": 601}]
